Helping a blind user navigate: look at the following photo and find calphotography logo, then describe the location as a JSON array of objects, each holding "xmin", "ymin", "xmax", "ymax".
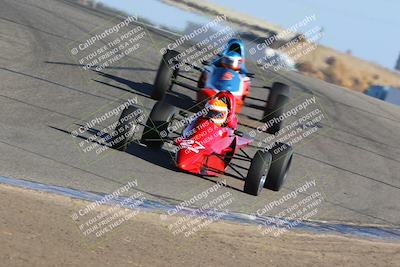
[
  {"xmin": 248, "ymin": 14, "xmax": 323, "ymax": 72},
  {"xmin": 160, "ymin": 179, "xmax": 235, "ymax": 237},
  {"xmin": 71, "ymin": 180, "xmax": 145, "ymax": 243},
  {"xmin": 158, "ymin": 14, "xmax": 237, "ymax": 72},
  {"xmin": 68, "ymin": 96, "xmax": 147, "ymax": 163},
  {"xmin": 256, "ymin": 179, "xmax": 325, "ymax": 237},
  {"xmin": 68, "ymin": 14, "xmax": 151, "ymax": 73}
]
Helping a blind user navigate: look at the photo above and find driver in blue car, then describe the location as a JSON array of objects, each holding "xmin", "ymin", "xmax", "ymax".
[{"xmin": 212, "ymin": 38, "xmax": 248, "ymax": 74}]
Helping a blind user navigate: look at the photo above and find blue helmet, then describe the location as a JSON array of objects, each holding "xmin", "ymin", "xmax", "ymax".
[{"xmin": 223, "ymin": 38, "xmax": 245, "ymax": 58}]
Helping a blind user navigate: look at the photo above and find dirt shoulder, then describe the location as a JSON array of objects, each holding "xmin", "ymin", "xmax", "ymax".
[{"xmin": 0, "ymin": 184, "xmax": 399, "ymax": 267}]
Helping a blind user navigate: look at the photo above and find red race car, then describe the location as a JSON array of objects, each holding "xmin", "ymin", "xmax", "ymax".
[{"xmin": 112, "ymin": 90, "xmax": 294, "ymax": 196}]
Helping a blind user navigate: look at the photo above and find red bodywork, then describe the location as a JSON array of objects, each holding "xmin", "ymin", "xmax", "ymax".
[{"xmin": 175, "ymin": 91, "xmax": 252, "ymax": 176}]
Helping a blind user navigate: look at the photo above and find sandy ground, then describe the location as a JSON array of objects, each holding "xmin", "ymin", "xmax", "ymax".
[{"xmin": 0, "ymin": 184, "xmax": 399, "ymax": 267}]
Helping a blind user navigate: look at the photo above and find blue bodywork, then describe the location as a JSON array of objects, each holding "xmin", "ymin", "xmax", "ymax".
[
  {"xmin": 364, "ymin": 85, "xmax": 388, "ymax": 100},
  {"xmin": 364, "ymin": 85, "xmax": 400, "ymax": 105},
  {"xmin": 205, "ymin": 67, "xmax": 242, "ymax": 93}
]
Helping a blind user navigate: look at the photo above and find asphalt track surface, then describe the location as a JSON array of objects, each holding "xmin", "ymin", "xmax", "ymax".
[{"xmin": 1, "ymin": 0, "xmax": 399, "ymax": 227}]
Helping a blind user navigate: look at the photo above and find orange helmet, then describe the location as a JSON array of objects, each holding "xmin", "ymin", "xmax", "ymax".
[{"xmin": 205, "ymin": 98, "xmax": 228, "ymax": 126}]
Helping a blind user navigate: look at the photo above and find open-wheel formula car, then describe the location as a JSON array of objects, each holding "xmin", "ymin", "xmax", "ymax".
[
  {"xmin": 111, "ymin": 90, "xmax": 294, "ymax": 196},
  {"xmin": 151, "ymin": 38, "xmax": 291, "ymax": 132}
]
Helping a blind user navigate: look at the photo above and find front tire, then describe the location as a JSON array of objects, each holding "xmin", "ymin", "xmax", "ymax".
[
  {"xmin": 152, "ymin": 50, "xmax": 180, "ymax": 100},
  {"xmin": 141, "ymin": 101, "xmax": 176, "ymax": 149},
  {"xmin": 111, "ymin": 105, "xmax": 140, "ymax": 151},
  {"xmin": 244, "ymin": 150, "xmax": 272, "ymax": 196},
  {"xmin": 264, "ymin": 142, "xmax": 293, "ymax": 191}
]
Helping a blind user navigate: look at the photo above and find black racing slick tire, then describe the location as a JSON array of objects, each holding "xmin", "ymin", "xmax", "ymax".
[
  {"xmin": 152, "ymin": 49, "xmax": 180, "ymax": 100},
  {"xmin": 111, "ymin": 105, "xmax": 141, "ymax": 152},
  {"xmin": 244, "ymin": 150, "xmax": 272, "ymax": 196},
  {"xmin": 141, "ymin": 101, "xmax": 176, "ymax": 149},
  {"xmin": 262, "ymin": 82, "xmax": 290, "ymax": 135},
  {"xmin": 264, "ymin": 142, "xmax": 294, "ymax": 191}
]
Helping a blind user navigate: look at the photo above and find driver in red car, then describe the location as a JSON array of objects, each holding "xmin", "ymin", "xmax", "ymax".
[
  {"xmin": 205, "ymin": 98, "xmax": 229, "ymax": 126},
  {"xmin": 204, "ymin": 95, "xmax": 238, "ymax": 129}
]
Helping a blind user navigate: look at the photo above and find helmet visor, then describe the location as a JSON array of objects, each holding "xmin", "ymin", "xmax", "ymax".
[
  {"xmin": 222, "ymin": 56, "xmax": 241, "ymax": 70},
  {"xmin": 205, "ymin": 109, "xmax": 225, "ymax": 120}
]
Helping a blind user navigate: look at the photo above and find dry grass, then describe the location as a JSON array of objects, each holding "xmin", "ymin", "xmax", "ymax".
[{"xmin": 298, "ymin": 45, "xmax": 400, "ymax": 92}]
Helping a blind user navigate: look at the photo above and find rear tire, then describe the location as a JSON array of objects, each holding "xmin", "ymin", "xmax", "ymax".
[
  {"xmin": 244, "ymin": 150, "xmax": 272, "ymax": 196},
  {"xmin": 111, "ymin": 105, "xmax": 140, "ymax": 151},
  {"xmin": 152, "ymin": 50, "xmax": 180, "ymax": 100},
  {"xmin": 141, "ymin": 101, "xmax": 176, "ymax": 149},
  {"xmin": 264, "ymin": 142, "xmax": 293, "ymax": 191},
  {"xmin": 262, "ymin": 82, "xmax": 290, "ymax": 135}
]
